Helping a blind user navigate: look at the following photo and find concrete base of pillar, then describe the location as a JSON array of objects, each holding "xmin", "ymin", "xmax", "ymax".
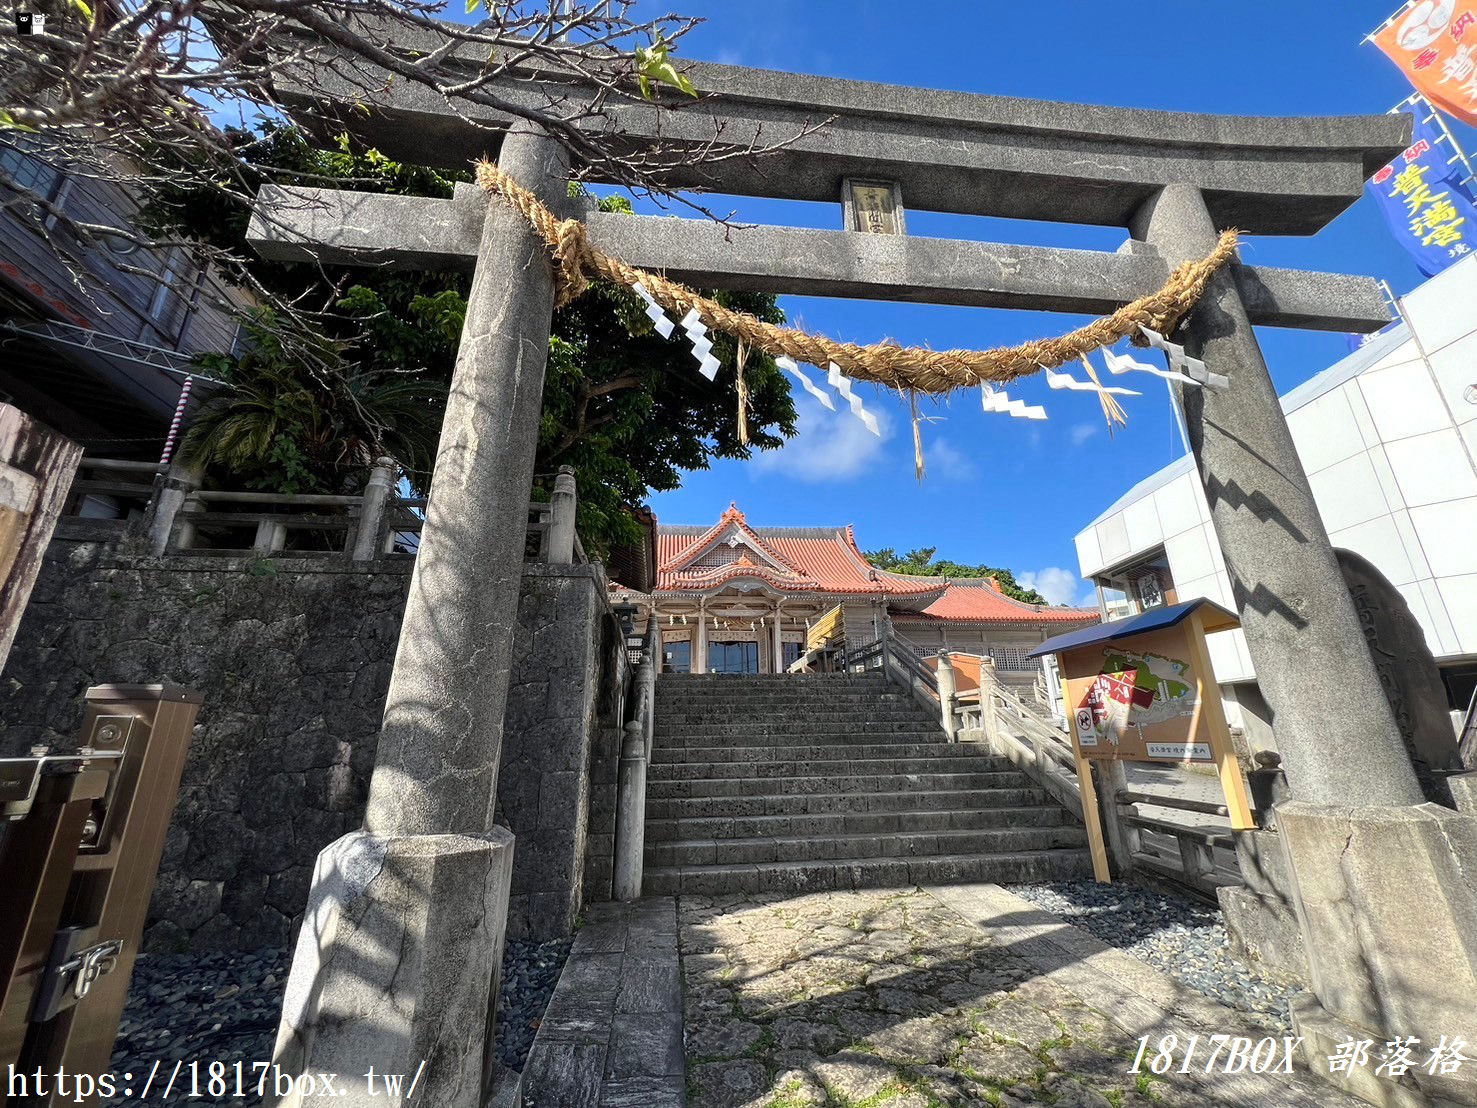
[
  {"xmin": 1279, "ymin": 801, "xmax": 1477, "ymax": 1108},
  {"xmin": 1218, "ymin": 886, "xmax": 1307, "ymax": 984},
  {"xmin": 270, "ymin": 828, "xmax": 517, "ymax": 1108},
  {"xmin": 1446, "ymin": 770, "xmax": 1477, "ymax": 820},
  {"xmin": 1290, "ymin": 993, "xmax": 1431, "ymax": 1108},
  {"xmin": 1218, "ymin": 828, "xmax": 1308, "ymax": 984}
]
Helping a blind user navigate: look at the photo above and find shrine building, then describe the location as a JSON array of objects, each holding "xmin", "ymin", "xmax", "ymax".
[{"xmin": 616, "ymin": 504, "xmax": 1096, "ymax": 681}]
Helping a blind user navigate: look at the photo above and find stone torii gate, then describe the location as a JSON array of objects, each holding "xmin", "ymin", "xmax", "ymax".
[{"xmin": 249, "ymin": 52, "xmax": 1476, "ymax": 1108}]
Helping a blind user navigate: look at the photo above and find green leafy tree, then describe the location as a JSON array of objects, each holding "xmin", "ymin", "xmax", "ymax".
[
  {"xmin": 183, "ymin": 311, "xmax": 445, "ymax": 495},
  {"xmin": 155, "ymin": 125, "xmax": 795, "ymax": 551},
  {"xmin": 863, "ymin": 546, "xmax": 1049, "ymax": 605}
]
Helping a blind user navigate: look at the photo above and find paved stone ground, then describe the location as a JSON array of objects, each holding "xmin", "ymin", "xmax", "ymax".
[
  {"xmin": 680, "ymin": 885, "xmax": 1358, "ymax": 1108},
  {"xmin": 523, "ymin": 898, "xmax": 685, "ymax": 1107}
]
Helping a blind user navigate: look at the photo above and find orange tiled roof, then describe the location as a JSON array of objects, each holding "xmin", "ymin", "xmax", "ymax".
[
  {"xmin": 895, "ymin": 578, "xmax": 1100, "ymax": 626},
  {"xmin": 657, "ymin": 504, "xmax": 942, "ymax": 601}
]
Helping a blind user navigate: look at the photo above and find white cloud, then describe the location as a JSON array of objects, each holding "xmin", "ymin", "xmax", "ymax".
[
  {"xmin": 925, "ymin": 437, "xmax": 977, "ymax": 481},
  {"xmin": 1018, "ymin": 566, "xmax": 1092, "ymax": 607},
  {"xmin": 1069, "ymin": 422, "xmax": 1099, "ymax": 447},
  {"xmin": 753, "ymin": 395, "xmax": 891, "ymax": 482}
]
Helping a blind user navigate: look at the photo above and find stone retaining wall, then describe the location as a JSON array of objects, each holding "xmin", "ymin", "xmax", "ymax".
[{"xmin": 0, "ymin": 540, "xmax": 619, "ymax": 951}]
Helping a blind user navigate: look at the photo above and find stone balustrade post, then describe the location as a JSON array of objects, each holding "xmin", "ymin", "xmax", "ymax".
[
  {"xmin": 978, "ymin": 663, "xmax": 1002, "ymax": 753},
  {"xmin": 642, "ymin": 623, "xmax": 659, "ymax": 760},
  {"xmin": 173, "ymin": 489, "xmax": 204, "ymax": 552},
  {"xmin": 1098, "ymin": 759, "xmax": 1136, "ymax": 878},
  {"xmin": 936, "ymin": 651, "xmax": 959, "ymax": 742},
  {"xmin": 547, "ymin": 465, "xmax": 577, "ymax": 565},
  {"xmin": 351, "ymin": 456, "xmax": 397, "ymax": 561},
  {"xmin": 147, "ymin": 461, "xmax": 202, "ymax": 556},
  {"xmin": 613, "ymin": 721, "xmax": 647, "ymax": 901},
  {"xmin": 933, "ymin": 655, "xmax": 957, "ymax": 741},
  {"xmin": 252, "ymin": 518, "xmax": 287, "ymax": 554}
]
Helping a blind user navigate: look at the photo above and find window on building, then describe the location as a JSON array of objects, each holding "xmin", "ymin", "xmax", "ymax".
[
  {"xmin": 708, "ymin": 641, "xmax": 759, "ymax": 674},
  {"xmin": 990, "ymin": 646, "xmax": 1033, "ymax": 671},
  {"xmin": 1093, "ymin": 549, "xmax": 1176, "ymax": 620},
  {"xmin": 0, "ymin": 142, "xmax": 63, "ymax": 200},
  {"xmin": 148, "ymin": 250, "xmax": 198, "ymax": 331},
  {"xmin": 662, "ymin": 639, "xmax": 691, "ymax": 674},
  {"xmin": 230, "ymin": 321, "xmax": 257, "ymax": 359},
  {"xmin": 782, "ymin": 641, "xmax": 804, "ymax": 670}
]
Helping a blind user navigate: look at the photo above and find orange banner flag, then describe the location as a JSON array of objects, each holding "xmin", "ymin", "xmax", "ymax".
[{"xmin": 1373, "ymin": 2, "xmax": 1477, "ymax": 126}]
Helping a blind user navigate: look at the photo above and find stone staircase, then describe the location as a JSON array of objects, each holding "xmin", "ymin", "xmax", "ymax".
[{"xmin": 642, "ymin": 672, "xmax": 1092, "ymax": 895}]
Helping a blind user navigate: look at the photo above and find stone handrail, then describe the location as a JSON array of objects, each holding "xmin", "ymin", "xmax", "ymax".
[
  {"xmin": 613, "ymin": 621, "xmax": 659, "ymax": 902},
  {"xmin": 850, "ymin": 627, "xmax": 953, "ymax": 738},
  {"xmin": 65, "ymin": 457, "xmax": 586, "ymax": 564}
]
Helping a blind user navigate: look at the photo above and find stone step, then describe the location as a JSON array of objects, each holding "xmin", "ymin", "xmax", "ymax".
[
  {"xmin": 647, "ymin": 770, "xmax": 1027, "ymax": 800},
  {"xmin": 655, "ymin": 741, "xmax": 951, "ymax": 762},
  {"xmin": 647, "ymin": 753, "xmax": 1015, "ymax": 781},
  {"xmin": 656, "ymin": 706, "xmax": 930, "ymax": 720},
  {"xmin": 659, "ymin": 684, "xmax": 902, "ymax": 695},
  {"xmin": 660, "ymin": 675, "xmax": 889, "ymax": 684},
  {"xmin": 655, "ymin": 703, "xmax": 934, "ymax": 719},
  {"xmin": 655, "ymin": 721, "xmax": 945, "ymax": 739},
  {"xmin": 641, "ymin": 848, "xmax": 1093, "ymax": 896},
  {"xmin": 657, "ymin": 690, "xmax": 897, "ymax": 699},
  {"xmin": 645, "ymin": 785, "xmax": 1049, "ymax": 820},
  {"xmin": 645, "ymin": 803, "xmax": 1073, "ymax": 842},
  {"xmin": 644, "ymin": 825, "xmax": 1090, "ymax": 867},
  {"xmin": 657, "ymin": 692, "xmax": 895, "ymax": 702},
  {"xmin": 652, "ymin": 741, "xmax": 995, "ymax": 765}
]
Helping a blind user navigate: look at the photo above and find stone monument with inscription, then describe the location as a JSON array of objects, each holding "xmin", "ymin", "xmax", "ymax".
[{"xmin": 1337, "ymin": 547, "xmax": 1462, "ymax": 802}]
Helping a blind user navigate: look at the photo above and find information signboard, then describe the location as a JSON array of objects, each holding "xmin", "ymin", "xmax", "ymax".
[
  {"xmin": 1030, "ymin": 598, "xmax": 1256, "ymax": 882},
  {"xmin": 1063, "ymin": 622, "xmax": 1215, "ymax": 764}
]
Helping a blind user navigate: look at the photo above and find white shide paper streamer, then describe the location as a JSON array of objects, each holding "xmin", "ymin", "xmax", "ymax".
[
  {"xmin": 632, "ymin": 282, "xmax": 675, "ymax": 339},
  {"xmin": 826, "ymin": 362, "xmax": 880, "ymax": 436},
  {"xmin": 1134, "ymin": 328, "xmax": 1230, "ymax": 390},
  {"xmin": 776, "ymin": 356, "xmax": 835, "ymax": 410},
  {"xmin": 1044, "ymin": 367, "xmax": 1139, "ymax": 397},
  {"xmin": 980, "ymin": 384, "xmax": 1046, "ymax": 420}
]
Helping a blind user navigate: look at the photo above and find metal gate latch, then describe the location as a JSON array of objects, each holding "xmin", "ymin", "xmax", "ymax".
[{"xmin": 31, "ymin": 927, "xmax": 124, "ymax": 1022}]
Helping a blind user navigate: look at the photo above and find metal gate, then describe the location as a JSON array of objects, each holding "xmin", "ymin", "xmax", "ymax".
[{"xmin": 0, "ymin": 684, "xmax": 200, "ymax": 1106}]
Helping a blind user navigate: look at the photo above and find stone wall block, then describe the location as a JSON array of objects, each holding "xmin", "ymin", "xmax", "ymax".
[
  {"xmin": 1, "ymin": 543, "xmax": 616, "ymax": 952},
  {"xmin": 266, "ymin": 865, "xmax": 313, "ymax": 918},
  {"xmin": 1281, "ymin": 801, "xmax": 1477, "ymax": 1106}
]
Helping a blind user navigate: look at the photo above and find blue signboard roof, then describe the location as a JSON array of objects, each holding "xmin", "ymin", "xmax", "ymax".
[{"xmin": 1027, "ymin": 597, "xmax": 1239, "ymax": 659}]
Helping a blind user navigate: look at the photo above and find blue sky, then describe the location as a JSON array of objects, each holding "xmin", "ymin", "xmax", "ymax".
[{"xmin": 615, "ymin": 1, "xmax": 1472, "ymax": 604}]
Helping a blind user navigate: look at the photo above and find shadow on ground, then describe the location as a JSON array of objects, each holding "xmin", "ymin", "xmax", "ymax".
[{"xmin": 678, "ymin": 888, "xmax": 1336, "ymax": 1108}]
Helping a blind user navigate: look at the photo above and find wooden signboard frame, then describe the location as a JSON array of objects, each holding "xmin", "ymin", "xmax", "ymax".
[{"xmin": 1044, "ymin": 601, "xmax": 1255, "ymax": 883}]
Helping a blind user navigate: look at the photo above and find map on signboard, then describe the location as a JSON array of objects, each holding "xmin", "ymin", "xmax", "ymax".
[{"xmin": 1064, "ymin": 629, "xmax": 1212, "ymax": 763}]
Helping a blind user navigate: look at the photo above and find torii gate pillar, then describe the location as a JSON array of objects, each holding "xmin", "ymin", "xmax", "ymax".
[
  {"xmin": 269, "ymin": 123, "xmax": 567, "ymax": 1108},
  {"xmin": 1136, "ymin": 184, "xmax": 1477, "ymax": 1108},
  {"xmin": 1133, "ymin": 183, "xmax": 1422, "ymax": 808}
]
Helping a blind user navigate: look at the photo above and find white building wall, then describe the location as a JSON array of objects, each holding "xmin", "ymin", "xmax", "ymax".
[{"xmin": 1075, "ymin": 252, "xmax": 1477, "ymax": 683}]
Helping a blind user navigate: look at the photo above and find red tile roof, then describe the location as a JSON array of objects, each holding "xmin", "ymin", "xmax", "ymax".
[
  {"xmin": 655, "ymin": 505, "xmax": 1099, "ymax": 626},
  {"xmin": 896, "ymin": 579, "xmax": 1100, "ymax": 626}
]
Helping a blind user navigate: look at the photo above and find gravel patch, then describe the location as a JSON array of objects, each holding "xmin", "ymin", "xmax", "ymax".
[
  {"xmin": 1011, "ymin": 879, "xmax": 1296, "ymax": 1034},
  {"xmin": 102, "ymin": 937, "xmax": 572, "ymax": 1106},
  {"xmin": 493, "ymin": 935, "xmax": 574, "ymax": 1071}
]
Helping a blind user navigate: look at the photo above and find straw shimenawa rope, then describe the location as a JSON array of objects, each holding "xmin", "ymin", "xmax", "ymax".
[{"xmin": 475, "ymin": 160, "xmax": 1238, "ymax": 396}]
